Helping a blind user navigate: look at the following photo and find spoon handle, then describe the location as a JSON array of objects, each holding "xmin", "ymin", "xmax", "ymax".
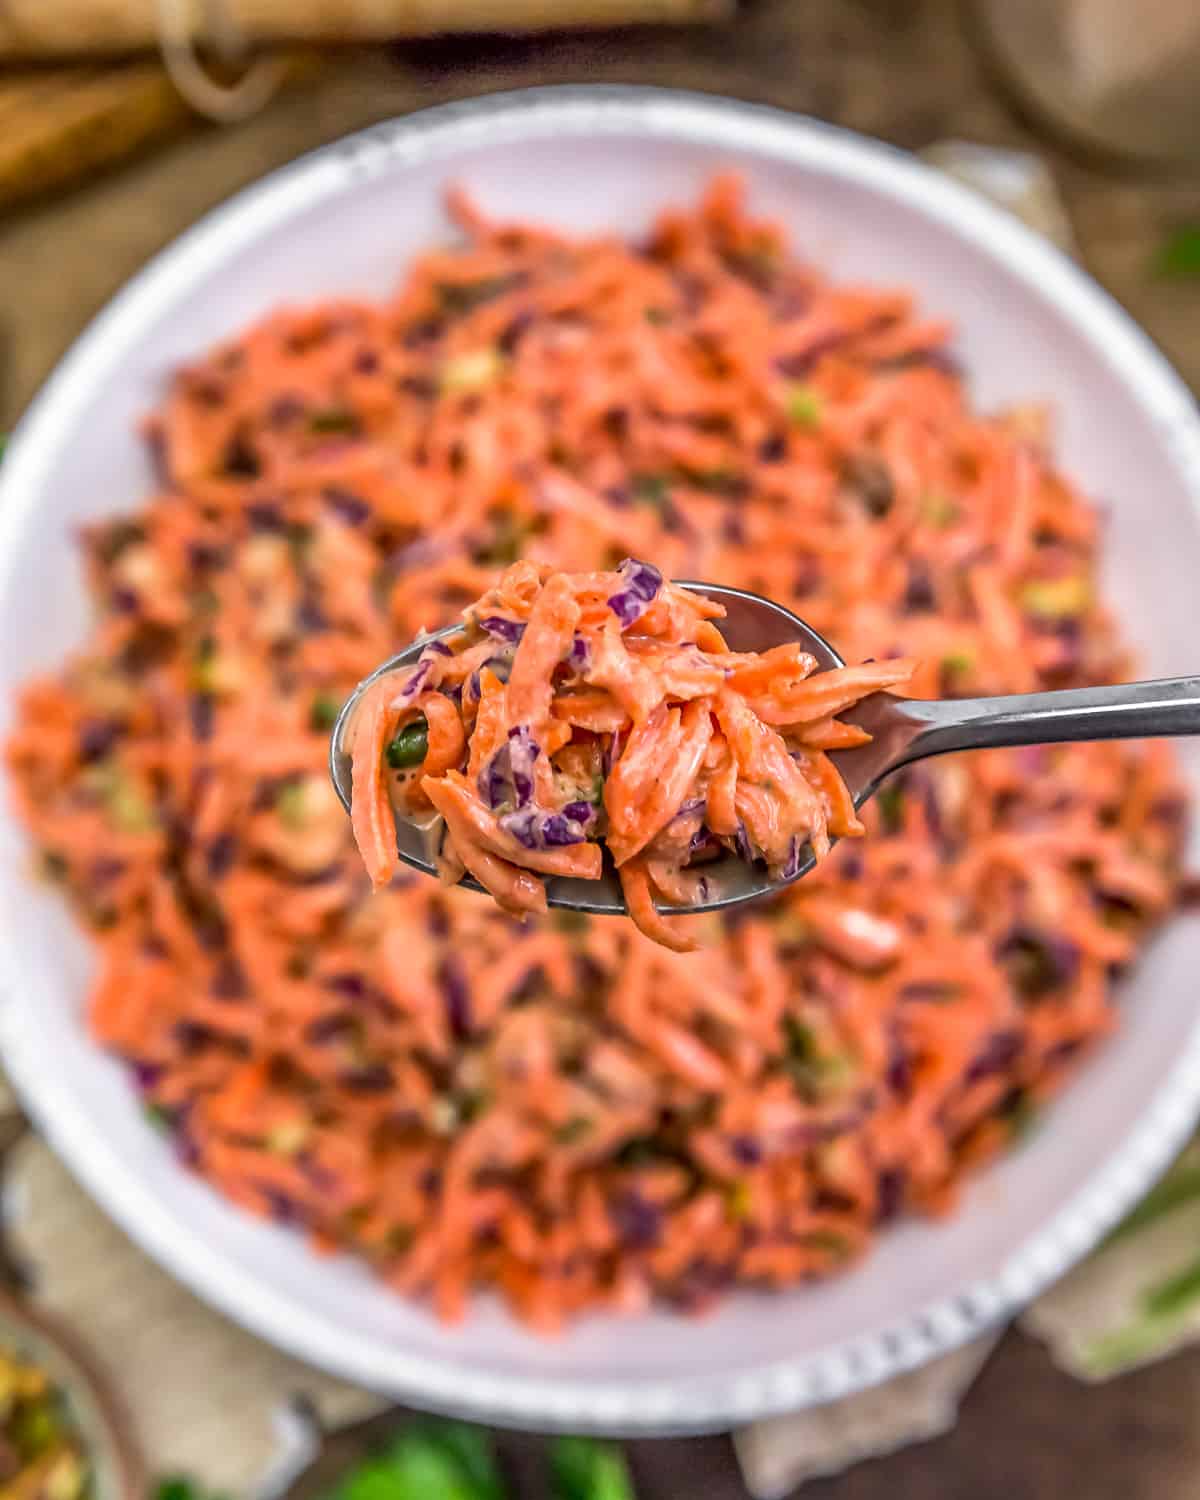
[{"xmin": 894, "ymin": 676, "xmax": 1200, "ymax": 762}]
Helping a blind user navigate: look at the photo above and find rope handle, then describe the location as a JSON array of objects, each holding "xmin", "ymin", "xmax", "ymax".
[{"xmin": 156, "ymin": 0, "xmax": 285, "ymax": 122}]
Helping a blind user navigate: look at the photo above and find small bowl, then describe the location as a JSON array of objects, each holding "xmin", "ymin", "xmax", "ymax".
[
  {"xmin": 0, "ymin": 1290, "xmax": 143, "ymax": 1500},
  {"xmin": 2, "ymin": 86, "xmax": 1200, "ymax": 1433}
]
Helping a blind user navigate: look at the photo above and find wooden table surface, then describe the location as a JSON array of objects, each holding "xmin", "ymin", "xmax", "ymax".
[{"xmin": 1, "ymin": 2, "xmax": 1199, "ymax": 1495}]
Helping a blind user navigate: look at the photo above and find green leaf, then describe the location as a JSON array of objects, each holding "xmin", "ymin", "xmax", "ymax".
[
  {"xmin": 551, "ymin": 1436, "xmax": 635, "ymax": 1500},
  {"xmin": 155, "ymin": 1478, "xmax": 232, "ymax": 1500},
  {"xmin": 1155, "ymin": 226, "xmax": 1200, "ymax": 277},
  {"xmin": 338, "ymin": 1448, "xmax": 468, "ymax": 1500},
  {"xmin": 417, "ymin": 1423, "xmax": 505, "ymax": 1500},
  {"xmin": 1105, "ymin": 1155, "xmax": 1200, "ymax": 1247},
  {"xmin": 1142, "ymin": 1251, "xmax": 1200, "ymax": 1320}
]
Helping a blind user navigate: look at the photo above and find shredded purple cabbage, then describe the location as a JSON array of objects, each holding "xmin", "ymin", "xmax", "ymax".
[
  {"xmin": 672, "ymin": 797, "xmax": 706, "ymax": 824},
  {"xmin": 606, "ymin": 557, "xmax": 663, "ymax": 628},
  {"xmin": 479, "ymin": 615, "xmax": 527, "ymax": 645},
  {"xmin": 500, "ymin": 802, "xmax": 595, "ymax": 849},
  {"xmin": 964, "ymin": 1030, "xmax": 1023, "ymax": 1085},
  {"xmin": 568, "ymin": 634, "xmax": 591, "ymax": 672},
  {"xmin": 780, "ymin": 835, "xmax": 804, "ymax": 882},
  {"xmin": 478, "ymin": 724, "xmax": 539, "ymax": 810}
]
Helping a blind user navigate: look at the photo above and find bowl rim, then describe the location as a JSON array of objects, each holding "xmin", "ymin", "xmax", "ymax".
[{"xmin": 3, "ymin": 82, "xmax": 1200, "ymax": 1433}]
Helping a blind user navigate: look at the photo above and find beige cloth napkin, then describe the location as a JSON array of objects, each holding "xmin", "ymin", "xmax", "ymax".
[{"xmin": 4, "ymin": 145, "xmax": 1195, "ymax": 1500}]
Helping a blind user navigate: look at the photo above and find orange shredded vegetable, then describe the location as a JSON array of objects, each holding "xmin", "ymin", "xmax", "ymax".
[
  {"xmin": 348, "ymin": 560, "xmax": 913, "ymax": 948},
  {"xmin": 4, "ymin": 177, "xmax": 1187, "ymax": 1331}
]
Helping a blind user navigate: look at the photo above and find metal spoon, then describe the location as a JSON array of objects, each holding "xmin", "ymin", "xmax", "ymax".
[{"xmin": 331, "ymin": 582, "xmax": 1200, "ymax": 917}]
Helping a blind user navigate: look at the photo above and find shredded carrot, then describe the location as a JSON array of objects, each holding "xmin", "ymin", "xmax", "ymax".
[
  {"xmin": 5, "ymin": 176, "xmax": 1187, "ymax": 1330},
  {"xmin": 353, "ymin": 561, "xmax": 889, "ymax": 942}
]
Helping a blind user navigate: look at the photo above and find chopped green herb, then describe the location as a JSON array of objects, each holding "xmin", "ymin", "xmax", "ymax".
[
  {"xmin": 554, "ymin": 1115, "xmax": 594, "ymax": 1145},
  {"xmin": 876, "ymin": 782, "xmax": 906, "ymax": 834},
  {"xmin": 1155, "ymin": 226, "xmax": 1200, "ymax": 278},
  {"xmin": 436, "ymin": 277, "xmax": 515, "ymax": 315},
  {"xmin": 156, "ymin": 1479, "xmax": 233, "ymax": 1500},
  {"xmin": 474, "ymin": 514, "xmax": 528, "ymax": 567},
  {"xmin": 86, "ymin": 763, "xmax": 157, "ymax": 833},
  {"xmin": 1003, "ymin": 1088, "xmax": 1039, "ymax": 1140},
  {"xmin": 0, "ymin": 433, "xmax": 6, "ymax": 460},
  {"xmin": 440, "ymin": 348, "xmax": 504, "ymax": 394},
  {"xmin": 940, "ymin": 649, "xmax": 975, "ymax": 676},
  {"xmin": 309, "ymin": 408, "xmax": 360, "ymax": 435},
  {"xmin": 95, "ymin": 519, "xmax": 147, "ymax": 565},
  {"xmin": 552, "ymin": 1436, "xmax": 636, "ymax": 1500},
  {"xmin": 310, "ymin": 692, "xmax": 342, "ymax": 731},
  {"xmin": 456, "ymin": 1089, "xmax": 491, "ymax": 1125},
  {"xmin": 782, "ymin": 1014, "xmax": 855, "ymax": 1099},
  {"xmin": 799, "ymin": 1229, "xmax": 851, "ymax": 1261},
  {"xmin": 786, "ymin": 384, "xmax": 823, "ymax": 430},
  {"xmin": 1019, "ymin": 575, "xmax": 1090, "ymax": 619},
  {"xmin": 684, "ymin": 466, "xmax": 745, "ymax": 496},
  {"xmin": 386, "ymin": 716, "xmax": 429, "ymax": 769},
  {"xmin": 643, "ymin": 306, "xmax": 670, "ymax": 325},
  {"xmin": 144, "ymin": 1102, "xmax": 174, "ymax": 1133},
  {"xmin": 275, "ymin": 779, "xmax": 310, "ymax": 829},
  {"xmin": 920, "ymin": 493, "xmax": 960, "ymax": 528},
  {"xmin": 631, "ymin": 473, "xmax": 672, "ymax": 512},
  {"xmin": 40, "ymin": 850, "xmax": 68, "ymax": 881},
  {"xmin": 286, "ymin": 521, "xmax": 314, "ymax": 561}
]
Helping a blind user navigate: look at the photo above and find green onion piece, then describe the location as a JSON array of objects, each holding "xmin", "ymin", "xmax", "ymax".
[
  {"xmin": 275, "ymin": 780, "xmax": 310, "ymax": 829},
  {"xmin": 876, "ymin": 783, "xmax": 906, "ymax": 834},
  {"xmin": 631, "ymin": 474, "xmax": 672, "ymax": 513},
  {"xmin": 920, "ymin": 493, "xmax": 960, "ymax": 528},
  {"xmin": 309, "ymin": 408, "xmax": 359, "ymax": 435},
  {"xmin": 941, "ymin": 649, "xmax": 975, "ymax": 676},
  {"xmin": 553, "ymin": 1115, "xmax": 593, "ymax": 1144},
  {"xmin": 786, "ymin": 384, "xmax": 823, "ymax": 430},
  {"xmin": 309, "ymin": 692, "xmax": 341, "ymax": 731},
  {"xmin": 386, "ymin": 716, "xmax": 429, "ymax": 769},
  {"xmin": 1019, "ymin": 575, "xmax": 1090, "ymax": 619}
]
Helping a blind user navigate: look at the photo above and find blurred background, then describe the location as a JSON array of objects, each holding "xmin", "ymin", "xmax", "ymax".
[{"xmin": 0, "ymin": 3, "xmax": 1198, "ymax": 1499}]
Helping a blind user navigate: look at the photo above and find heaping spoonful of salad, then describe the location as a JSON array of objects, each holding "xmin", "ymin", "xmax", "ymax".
[{"xmin": 330, "ymin": 559, "xmax": 1200, "ymax": 950}]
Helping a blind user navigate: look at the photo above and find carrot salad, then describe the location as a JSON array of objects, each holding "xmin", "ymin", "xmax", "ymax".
[
  {"xmin": 5, "ymin": 178, "xmax": 1187, "ymax": 1330},
  {"xmin": 348, "ymin": 560, "xmax": 914, "ymax": 949}
]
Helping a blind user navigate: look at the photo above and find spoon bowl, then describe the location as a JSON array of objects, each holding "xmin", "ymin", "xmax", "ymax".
[{"xmin": 328, "ymin": 583, "xmax": 846, "ymax": 915}]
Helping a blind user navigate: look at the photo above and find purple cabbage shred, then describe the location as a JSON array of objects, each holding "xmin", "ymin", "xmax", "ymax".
[
  {"xmin": 479, "ymin": 615, "xmax": 527, "ymax": 645},
  {"xmin": 606, "ymin": 557, "xmax": 663, "ymax": 628}
]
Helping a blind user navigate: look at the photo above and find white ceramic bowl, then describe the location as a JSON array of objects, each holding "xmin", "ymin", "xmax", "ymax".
[{"xmin": 2, "ymin": 86, "xmax": 1200, "ymax": 1434}]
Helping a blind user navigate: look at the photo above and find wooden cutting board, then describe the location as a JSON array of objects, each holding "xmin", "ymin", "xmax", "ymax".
[{"xmin": 0, "ymin": 54, "xmax": 319, "ymax": 215}]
